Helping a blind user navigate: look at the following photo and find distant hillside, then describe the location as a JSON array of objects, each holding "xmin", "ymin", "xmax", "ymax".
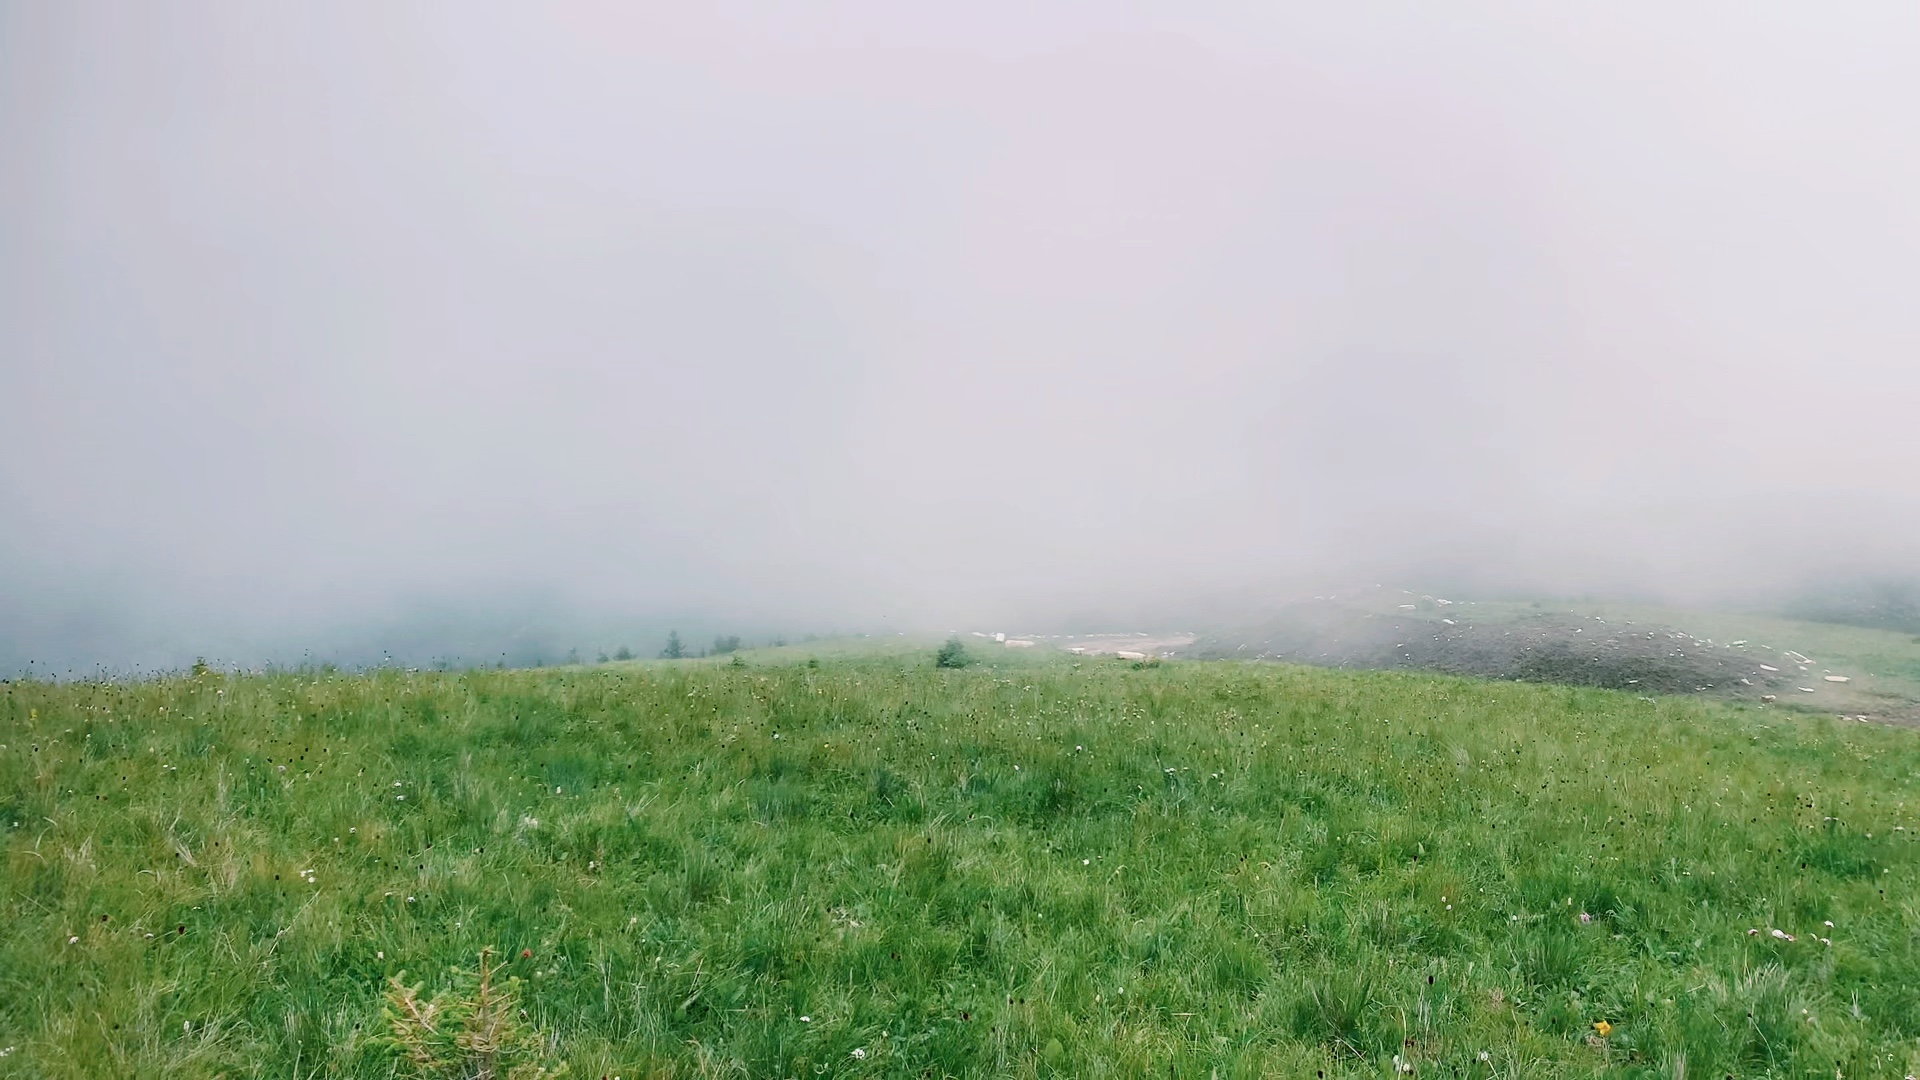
[
  {"xmin": 1189, "ymin": 588, "xmax": 1920, "ymax": 724},
  {"xmin": 1778, "ymin": 579, "xmax": 1920, "ymax": 635}
]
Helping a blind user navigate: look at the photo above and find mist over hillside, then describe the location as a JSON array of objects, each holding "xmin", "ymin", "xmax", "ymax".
[{"xmin": 6, "ymin": 3, "xmax": 1920, "ymax": 673}]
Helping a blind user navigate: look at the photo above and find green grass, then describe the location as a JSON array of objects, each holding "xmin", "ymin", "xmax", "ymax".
[{"xmin": 4, "ymin": 651, "xmax": 1919, "ymax": 1077}]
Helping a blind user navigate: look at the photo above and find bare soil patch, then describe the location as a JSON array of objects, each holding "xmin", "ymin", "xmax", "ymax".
[{"xmin": 1189, "ymin": 602, "xmax": 1816, "ymax": 700}]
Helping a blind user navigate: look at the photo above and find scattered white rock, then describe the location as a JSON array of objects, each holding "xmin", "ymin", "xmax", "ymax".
[{"xmin": 1823, "ymin": 675, "xmax": 1850, "ymax": 683}]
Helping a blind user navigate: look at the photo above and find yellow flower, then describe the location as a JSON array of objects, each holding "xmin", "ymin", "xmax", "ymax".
[{"xmin": 1593, "ymin": 1019, "xmax": 1613, "ymax": 1037}]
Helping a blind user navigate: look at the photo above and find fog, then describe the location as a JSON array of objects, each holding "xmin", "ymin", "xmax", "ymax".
[{"xmin": 5, "ymin": 3, "xmax": 1920, "ymax": 673}]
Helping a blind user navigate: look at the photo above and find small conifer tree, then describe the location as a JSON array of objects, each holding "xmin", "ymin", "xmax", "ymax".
[{"xmin": 934, "ymin": 638, "xmax": 972, "ymax": 669}]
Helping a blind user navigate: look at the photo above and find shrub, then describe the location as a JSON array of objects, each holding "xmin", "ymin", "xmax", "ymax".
[
  {"xmin": 379, "ymin": 948, "xmax": 567, "ymax": 1079},
  {"xmin": 934, "ymin": 638, "xmax": 972, "ymax": 669}
]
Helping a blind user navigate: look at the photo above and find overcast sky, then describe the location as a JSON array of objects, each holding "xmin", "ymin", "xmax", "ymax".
[{"xmin": 5, "ymin": 3, "xmax": 1920, "ymax": 671}]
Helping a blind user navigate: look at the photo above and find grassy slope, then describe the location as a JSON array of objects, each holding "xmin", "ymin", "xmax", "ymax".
[{"xmin": 3, "ymin": 652, "xmax": 1918, "ymax": 1078}]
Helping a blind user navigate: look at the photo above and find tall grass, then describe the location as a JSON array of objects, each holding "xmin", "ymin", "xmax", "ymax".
[{"xmin": 3, "ymin": 654, "xmax": 1917, "ymax": 1076}]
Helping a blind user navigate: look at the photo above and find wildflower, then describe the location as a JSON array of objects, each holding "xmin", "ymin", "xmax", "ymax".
[
  {"xmin": 68, "ymin": 936, "xmax": 78, "ymax": 945},
  {"xmin": 1578, "ymin": 911, "xmax": 1592, "ymax": 924},
  {"xmin": 522, "ymin": 949, "xmax": 532, "ymax": 958},
  {"xmin": 1593, "ymin": 1020, "xmax": 1613, "ymax": 1037},
  {"xmin": 851, "ymin": 1048, "xmax": 867, "ymax": 1060},
  {"xmin": 800, "ymin": 1015, "xmax": 811, "ymax": 1023},
  {"xmin": 1770, "ymin": 928, "xmax": 1794, "ymax": 941}
]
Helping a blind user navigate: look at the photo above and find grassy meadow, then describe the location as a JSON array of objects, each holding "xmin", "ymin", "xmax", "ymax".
[{"xmin": 3, "ymin": 647, "xmax": 1919, "ymax": 1077}]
